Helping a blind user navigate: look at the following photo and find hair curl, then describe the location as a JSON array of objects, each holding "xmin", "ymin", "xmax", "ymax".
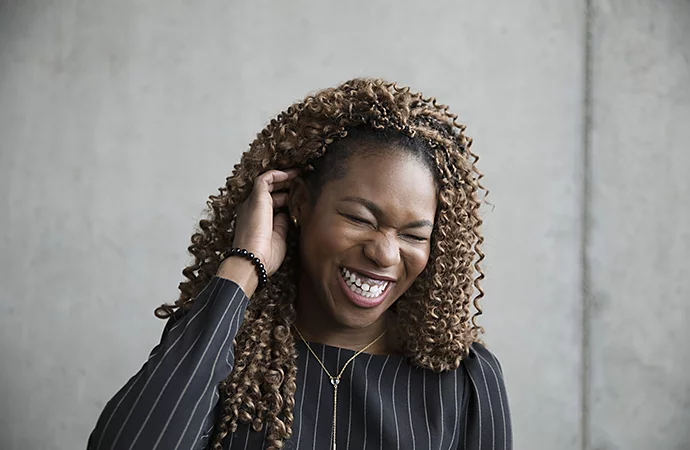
[{"xmin": 155, "ymin": 78, "xmax": 488, "ymax": 449}]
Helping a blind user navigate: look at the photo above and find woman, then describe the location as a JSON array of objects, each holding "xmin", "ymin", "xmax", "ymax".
[{"xmin": 89, "ymin": 78, "xmax": 512, "ymax": 450}]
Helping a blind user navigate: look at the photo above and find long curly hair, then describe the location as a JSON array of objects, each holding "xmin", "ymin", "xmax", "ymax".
[{"xmin": 155, "ymin": 78, "xmax": 487, "ymax": 449}]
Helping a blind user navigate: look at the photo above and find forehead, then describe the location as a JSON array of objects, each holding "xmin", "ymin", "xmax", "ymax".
[{"xmin": 319, "ymin": 147, "xmax": 438, "ymax": 219}]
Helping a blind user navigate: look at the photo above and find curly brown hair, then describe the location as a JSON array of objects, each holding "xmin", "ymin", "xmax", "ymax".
[{"xmin": 154, "ymin": 78, "xmax": 487, "ymax": 449}]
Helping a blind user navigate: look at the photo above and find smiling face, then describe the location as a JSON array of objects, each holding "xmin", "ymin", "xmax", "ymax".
[{"xmin": 292, "ymin": 144, "xmax": 438, "ymax": 331}]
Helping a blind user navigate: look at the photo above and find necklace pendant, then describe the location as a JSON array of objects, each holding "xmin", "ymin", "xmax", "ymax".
[{"xmin": 330, "ymin": 377, "xmax": 340, "ymax": 387}]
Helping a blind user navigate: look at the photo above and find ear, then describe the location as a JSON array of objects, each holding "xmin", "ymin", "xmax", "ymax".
[{"xmin": 288, "ymin": 176, "xmax": 312, "ymax": 223}]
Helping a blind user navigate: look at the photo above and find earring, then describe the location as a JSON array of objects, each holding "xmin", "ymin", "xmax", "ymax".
[{"xmin": 291, "ymin": 215, "xmax": 299, "ymax": 227}]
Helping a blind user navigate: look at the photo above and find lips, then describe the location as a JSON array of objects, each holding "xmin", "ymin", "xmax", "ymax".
[{"xmin": 337, "ymin": 267, "xmax": 394, "ymax": 309}]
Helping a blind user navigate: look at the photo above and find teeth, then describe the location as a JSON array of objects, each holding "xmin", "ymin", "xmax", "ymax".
[{"xmin": 341, "ymin": 267, "xmax": 389, "ymax": 298}]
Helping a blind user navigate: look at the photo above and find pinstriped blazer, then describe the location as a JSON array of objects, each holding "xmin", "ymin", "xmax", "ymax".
[{"xmin": 89, "ymin": 277, "xmax": 512, "ymax": 450}]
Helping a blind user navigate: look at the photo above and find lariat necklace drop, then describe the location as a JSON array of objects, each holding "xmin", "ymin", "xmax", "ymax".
[{"xmin": 294, "ymin": 326, "xmax": 388, "ymax": 450}]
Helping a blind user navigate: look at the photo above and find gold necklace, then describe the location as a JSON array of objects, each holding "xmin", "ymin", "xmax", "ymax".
[{"xmin": 294, "ymin": 326, "xmax": 388, "ymax": 450}]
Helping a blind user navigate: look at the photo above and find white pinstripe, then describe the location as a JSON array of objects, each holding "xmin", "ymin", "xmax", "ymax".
[
  {"xmin": 465, "ymin": 366, "xmax": 483, "ymax": 450},
  {"xmin": 391, "ymin": 358, "xmax": 403, "ymax": 450},
  {"xmin": 477, "ymin": 352, "xmax": 507, "ymax": 450},
  {"xmin": 295, "ymin": 342, "xmax": 310, "ymax": 448},
  {"xmin": 225, "ymin": 303, "xmax": 244, "ymax": 365},
  {"xmin": 407, "ymin": 365, "xmax": 416, "ymax": 450},
  {"xmin": 226, "ymin": 420, "xmax": 235, "ymax": 448},
  {"xmin": 378, "ymin": 355, "xmax": 390, "ymax": 450},
  {"xmin": 162, "ymin": 278, "xmax": 220, "ymax": 338},
  {"xmin": 94, "ymin": 370, "xmax": 145, "ymax": 449},
  {"xmin": 188, "ymin": 303, "xmax": 246, "ymax": 447},
  {"xmin": 438, "ymin": 373, "xmax": 444, "ymax": 450},
  {"xmin": 446, "ymin": 369, "xmax": 458, "ymax": 450},
  {"xmin": 475, "ymin": 355, "xmax": 495, "ymax": 449},
  {"xmin": 346, "ymin": 358, "xmax": 356, "ymax": 450},
  {"xmin": 463, "ymin": 375, "xmax": 470, "ymax": 448},
  {"xmin": 488, "ymin": 350, "xmax": 504, "ymax": 377},
  {"xmin": 242, "ymin": 422, "xmax": 251, "ymax": 450},
  {"xmin": 310, "ymin": 346, "xmax": 325, "ymax": 450},
  {"xmin": 108, "ymin": 279, "xmax": 222, "ymax": 449},
  {"xmin": 259, "ymin": 426, "xmax": 268, "ymax": 449},
  {"xmin": 423, "ymin": 370, "xmax": 431, "ymax": 450},
  {"xmin": 133, "ymin": 286, "xmax": 240, "ymax": 450},
  {"xmin": 98, "ymin": 279, "xmax": 220, "ymax": 449},
  {"xmin": 198, "ymin": 423, "xmax": 215, "ymax": 448},
  {"xmin": 362, "ymin": 354, "xmax": 373, "ymax": 450},
  {"xmin": 171, "ymin": 290, "xmax": 246, "ymax": 449}
]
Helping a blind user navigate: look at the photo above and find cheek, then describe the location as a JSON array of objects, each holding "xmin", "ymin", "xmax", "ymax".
[
  {"xmin": 301, "ymin": 216, "xmax": 353, "ymax": 264},
  {"xmin": 405, "ymin": 247, "xmax": 431, "ymax": 280}
]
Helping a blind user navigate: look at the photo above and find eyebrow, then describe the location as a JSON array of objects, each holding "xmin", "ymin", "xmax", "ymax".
[{"xmin": 340, "ymin": 196, "xmax": 434, "ymax": 229}]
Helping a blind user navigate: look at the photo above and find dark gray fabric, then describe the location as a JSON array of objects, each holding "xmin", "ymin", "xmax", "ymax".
[{"xmin": 89, "ymin": 277, "xmax": 512, "ymax": 450}]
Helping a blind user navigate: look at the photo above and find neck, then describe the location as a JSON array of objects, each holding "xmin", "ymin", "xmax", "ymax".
[{"xmin": 294, "ymin": 275, "xmax": 397, "ymax": 355}]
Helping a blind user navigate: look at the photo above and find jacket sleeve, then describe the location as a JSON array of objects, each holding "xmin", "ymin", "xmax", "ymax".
[
  {"xmin": 88, "ymin": 276, "xmax": 250, "ymax": 450},
  {"xmin": 459, "ymin": 343, "xmax": 513, "ymax": 450}
]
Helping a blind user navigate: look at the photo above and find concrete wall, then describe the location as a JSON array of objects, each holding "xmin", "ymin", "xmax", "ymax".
[
  {"xmin": 0, "ymin": 1, "xmax": 687, "ymax": 449},
  {"xmin": 588, "ymin": 1, "xmax": 690, "ymax": 449}
]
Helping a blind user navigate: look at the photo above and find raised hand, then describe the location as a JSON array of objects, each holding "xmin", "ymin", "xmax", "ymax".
[{"xmin": 217, "ymin": 169, "xmax": 299, "ymax": 295}]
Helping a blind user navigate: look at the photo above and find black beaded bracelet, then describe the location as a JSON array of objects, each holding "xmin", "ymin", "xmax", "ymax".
[{"xmin": 221, "ymin": 248, "xmax": 268, "ymax": 291}]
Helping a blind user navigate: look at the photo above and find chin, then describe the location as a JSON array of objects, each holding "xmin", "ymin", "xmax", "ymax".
[{"xmin": 330, "ymin": 308, "xmax": 388, "ymax": 330}]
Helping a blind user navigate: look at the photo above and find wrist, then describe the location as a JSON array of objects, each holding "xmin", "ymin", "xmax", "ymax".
[
  {"xmin": 216, "ymin": 248, "xmax": 268, "ymax": 297},
  {"xmin": 216, "ymin": 258, "xmax": 259, "ymax": 297}
]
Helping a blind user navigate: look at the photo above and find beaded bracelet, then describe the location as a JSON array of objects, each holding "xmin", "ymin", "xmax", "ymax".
[{"xmin": 221, "ymin": 248, "xmax": 268, "ymax": 291}]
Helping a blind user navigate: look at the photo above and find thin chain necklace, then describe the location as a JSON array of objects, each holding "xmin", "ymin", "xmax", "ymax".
[{"xmin": 294, "ymin": 326, "xmax": 388, "ymax": 450}]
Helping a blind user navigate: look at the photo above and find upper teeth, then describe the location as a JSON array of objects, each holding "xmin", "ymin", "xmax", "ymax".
[{"xmin": 341, "ymin": 268, "xmax": 389, "ymax": 299}]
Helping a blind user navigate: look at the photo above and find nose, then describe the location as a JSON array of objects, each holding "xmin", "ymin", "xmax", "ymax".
[{"xmin": 363, "ymin": 231, "xmax": 401, "ymax": 268}]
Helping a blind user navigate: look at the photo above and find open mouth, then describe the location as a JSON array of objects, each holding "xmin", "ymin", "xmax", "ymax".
[
  {"xmin": 339, "ymin": 267, "xmax": 392, "ymax": 300},
  {"xmin": 337, "ymin": 266, "xmax": 392, "ymax": 309}
]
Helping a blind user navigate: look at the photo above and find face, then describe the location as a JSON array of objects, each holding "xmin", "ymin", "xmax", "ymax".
[{"xmin": 293, "ymin": 145, "xmax": 438, "ymax": 329}]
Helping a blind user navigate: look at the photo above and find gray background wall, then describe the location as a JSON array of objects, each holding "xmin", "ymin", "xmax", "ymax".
[{"xmin": 0, "ymin": 1, "xmax": 688, "ymax": 449}]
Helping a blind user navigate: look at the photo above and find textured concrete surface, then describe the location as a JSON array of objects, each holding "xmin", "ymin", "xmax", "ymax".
[
  {"xmin": 0, "ymin": 1, "xmax": 687, "ymax": 449},
  {"xmin": 587, "ymin": 1, "xmax": 690, "ymax": 449}
]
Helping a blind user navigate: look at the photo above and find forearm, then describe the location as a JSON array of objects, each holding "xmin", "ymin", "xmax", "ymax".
[{"xmin": 89, "ymin": 277, "xmax": 249, "ymax": 450}]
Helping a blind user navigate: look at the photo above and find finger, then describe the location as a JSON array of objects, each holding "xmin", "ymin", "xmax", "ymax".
[
  {"xmin": 255, "ymin": 169, "xmax": 300, "ymax": 193},
  {"xmin": 273, "ymin": 212, "xmax": 290, "ymax": 242},
  {"xmin": 270, "ymin": 178, "xmax": 299, "ymax": 193},
  {"xmin": 271, "ymin": 192, "xmax": 289, "ymax": 208}
]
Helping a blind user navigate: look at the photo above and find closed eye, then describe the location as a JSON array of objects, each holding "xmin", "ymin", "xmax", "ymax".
[
  {"xmin": 342, "ymin": 213, "xmax": 373, "ymax": 226},
  {"xmin": 402, "ymin": 234, "xmax": 428, "ymax": 242}
]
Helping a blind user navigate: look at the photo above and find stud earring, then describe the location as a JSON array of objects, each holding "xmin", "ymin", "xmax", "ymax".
[{"xmin": 291, "ymin": 215, "xmax": 299, "ymax": 227}]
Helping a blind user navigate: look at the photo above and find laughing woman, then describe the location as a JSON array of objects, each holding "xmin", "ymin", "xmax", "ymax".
[{"xmin": 89, "ymin": 78, "xmax": 512, "ymax": 450}]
